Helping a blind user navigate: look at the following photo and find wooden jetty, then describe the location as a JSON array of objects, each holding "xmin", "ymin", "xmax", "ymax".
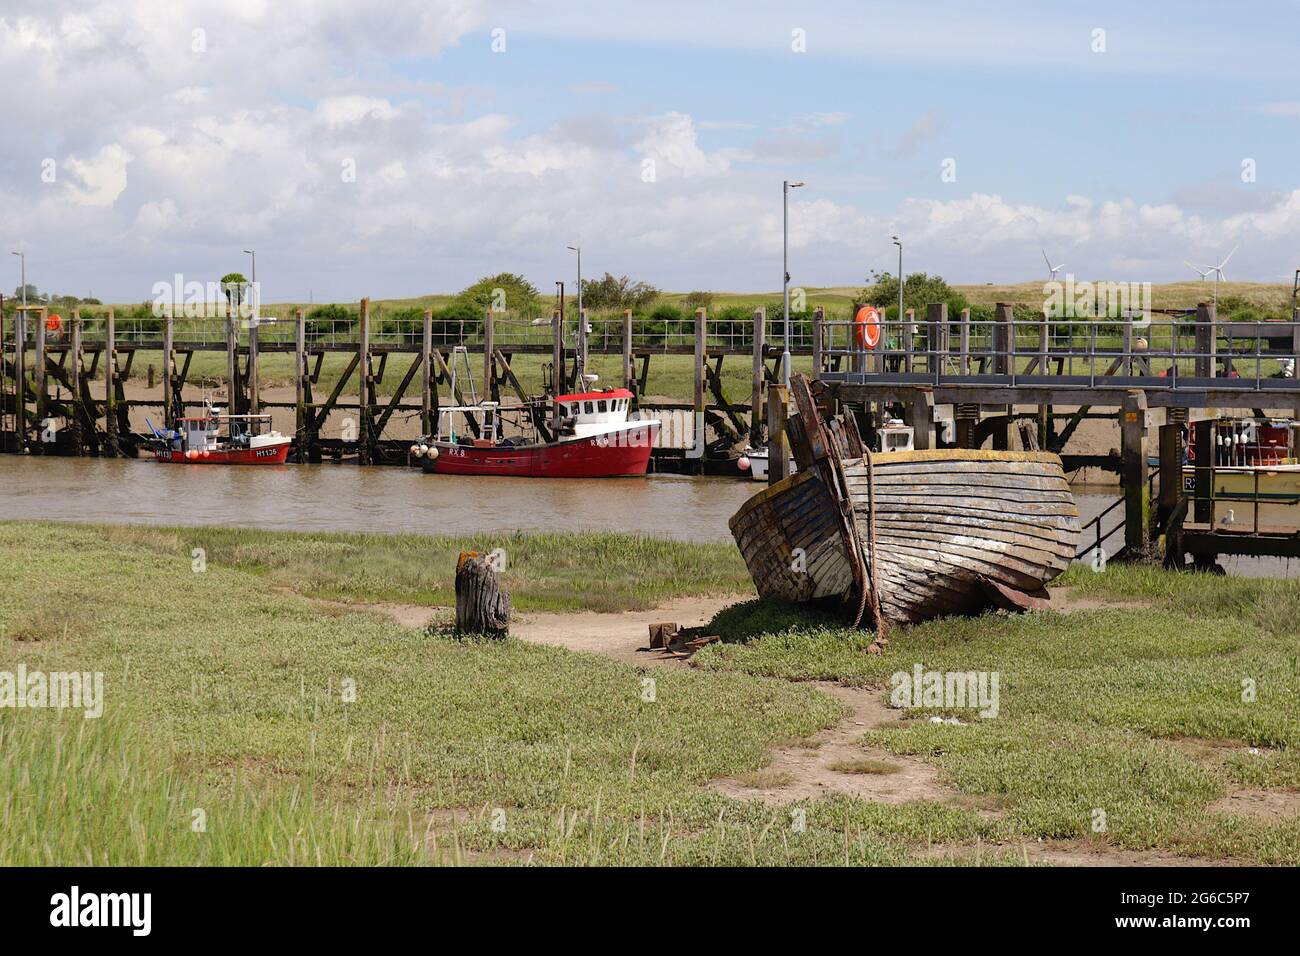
[
  {"xmin": 730, "ymin": 375, "xmax": 1080, "ymax": 628},
  {"xmin": 0, "ymin": 296, "xmax": 820, "ymax": 473}
]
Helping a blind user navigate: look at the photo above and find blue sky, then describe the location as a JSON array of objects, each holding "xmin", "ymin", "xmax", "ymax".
[{"xmin": 3, "ymin": 0, "xmax": 1299, "ymax": 302}]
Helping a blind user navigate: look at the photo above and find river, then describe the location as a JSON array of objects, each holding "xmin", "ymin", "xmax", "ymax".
[{"xmin": 0, "ymin": 457, "xmax": 1294, "ymax": 577}]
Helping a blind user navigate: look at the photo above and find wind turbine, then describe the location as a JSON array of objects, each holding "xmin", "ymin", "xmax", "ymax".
[
  {"xmin": 1185, "ymin": 260, "xmax": 1212, "ymax": 281},
  {"xmin": 1042, "ymin": 248, "xmax": 1065, "ymax": 282},
  {"xmin": 1205, "ymin": 246, "xmax": 1237, "ymax": 309}
]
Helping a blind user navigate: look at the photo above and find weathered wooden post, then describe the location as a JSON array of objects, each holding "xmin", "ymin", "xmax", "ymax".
[
  {"xmin": 906, "ymin": 388, "xmax": 934, "ymax": 450},
  {"xmin": 812, "ymin": 305, "xmax": 824, "ymax": 376},
  {"xmin": 1193, "ymin": 419, "xmax": 1213, "ymax": 527},
  {"xmin": 225, "ymin": 300, "xmax": 239, "ymax": 413},
  {"xmin": 767, "ymin": 383, "xmax": 789, "ymax": 484},
  {"xmin": 1121, "ymin": 390, "xmax": 1150, "ymax": 554},
  {"xmin": 993, "ymin": 303, "xmax": 1013, "ymax": 375},
  {"xmin": 104, "ymin": 307, "xmax": 117, "ymax": 457},
  {"xmin": 454, "ymin": 551, "xmax": 511, "ymax": 638},
  {"xmin": 69, "ymin": 312, "xmax": 83, "ymax": 455},
  {"xmin": 0, "ymin": 298, "xmax": 7, "ymax": 451},
  {"xmin": 550, "ymin": 308, "xmax": 563, "ymax": 394},
  {"xmin": 926, "ymin": 303, "xmax": 947, "ymax": 378},
  {"xmin": 959, "ymin": 307, "xmax": 971, "ymax": 374},
  {"xmin": 357, "ymin": 297, "xmax": 371, "ymax": 465},
  {"xmin": 621, "ymin": 309, "xmax": 634, "ymax": 395},
  {"xmin": 1157, "ymin": 409, "xmax": 1186, "ymax": 540},
  {"xmin": 421, "ymin": 309, "xmax": 433, "ymax": 436},
  {"xmin": 33, "ymin": 307, "xmax": 47, "ymax": 451},
  {"xmin": 1195, "ymin": 302, "xmax": 1216, "ymax": 378},
  {"xmin": 482, "ymin": 308, "xmax": 494, "ymax": 405},
  {"xmin": 162, "ymin": 311, "xmax": 175, "ymax": 429},
  {"xmin": 902, "ymin": 308, "xmax": 914, "ymax": 373},
  {"xmin": 247, "ymin": 309, "xmax": 260, "ymax": 415},
  {"xmin": 295, "ymin": 308, "xmax": 307, "ymax": 454},
  {"xmin": 750, "ymin": 306, "xmax": 766, "ymax": 445},
  {"xmin": 690, "ymin": 307, "xmax": 706, "ymax": 469}
]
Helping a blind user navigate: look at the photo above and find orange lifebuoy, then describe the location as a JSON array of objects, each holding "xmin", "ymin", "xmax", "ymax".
[
  {"xmin": 854, "ymin": 305, "xmax": 881, "ymax": 350},
  {"xmin": 46, "ymin": 314, "xmax": 62, "ymax": 333}
]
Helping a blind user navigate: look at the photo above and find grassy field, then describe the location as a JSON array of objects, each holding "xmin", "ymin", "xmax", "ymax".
[{"xmin": 2, "ymin": 521, "xmax": 1297, "ymax": 865}]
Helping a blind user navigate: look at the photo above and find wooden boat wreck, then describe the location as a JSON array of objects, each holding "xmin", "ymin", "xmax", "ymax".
[{"xmin": 729, "ymin": 375, "xmax": 1081, "ymax": 630}]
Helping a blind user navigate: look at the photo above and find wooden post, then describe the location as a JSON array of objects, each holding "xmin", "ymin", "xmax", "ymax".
[
  {"xmin": 1038, "ymin": 307, "xmax": 1050, "ymax": 447},
  {"xmin": 13, "ymin": 308, "xmax": 27, "ymax": 452},
  {"xmin": 1121, "ymin": 390, "xmax": 1150, "ymax": 554},
  {"xmin": 959, "ymin": 307, "xmax": 971, "ymax": 374},
  {"xmin": 902, "ymin": 308, "xmax": 914, "ymax": 373},
  {"xmin": 291, "ymin": 309, "xmax": 306, "ymax": 462},
  {"xmin": 104, "ymin": 308, "xmax": 118, "ymax": 457},
  {"xmin": 33, "ymin": 307, "xmax": 47, "ymax": 450},
  {"xmin": 0, "ymin": 298, "xmax": 6, "ymax": 451},
  {"xmin": 767, "ymin": 383, "xmax": 789, "ymax": 484},
  {"xmin": 622, "ymin": 309, "xmax": 634, "ymax": 393},
  {"xmin": 247, "ymin": 311, "xmax": 260, "ymax": 415},
  {"xmin": 69, "ymin": 312, "xmax": 83, "ymax": 455},
  {"xmin": 162, "ymin": 311, "xmax": 175, "ymax": 428},
  {"xmin": 926, "ymin": 303, "xmax": 947, "ymax": 378},
  {"xmin": 907, "ymin": 388, "xmax": 934, "ymax": 450},
  {"xmin": 225, "ymin": 303, "xmax": 238, "ymax": 412},
  {"xmin": 551, "ymin": 308, "xmax": 563, "ymax": 394},
  {"xmin": 812, "ymin": 306, "xmax": 823, "ymax": 376},
  {"xmin": 1195, "ymin": 302, "xmax": 1216, "ymax": 378},
  {"xmin": 1193, "ymin": 419, "xmax": 1213, "ymax": 526},
  {"xmin": 993, "ymin": 303, "xmax": 1013, "ymax": 374},
  {"xmin": 483, "ymin": 309, "xmax": 494, "ymax": 403},
  {"xmin": 690, "ymin": 307, "xmax": 706, "ymax": 466},
  {"xmin": 357, "ymin": 297, "xmax": 371, "ymax": 465},
  {"xmin": 1122, "ymin": 313, "xmax": 1134, "ymax": 375},
  {"xmin": 750, "ymin": 306, "xmax": 766, "ymax": 445},
  {"xmin": 421, "ymin": 309, "xmax": 433, "ymax": 436},
  {"xmin": 1158, "ymin": 413, "xmax": 1184, "ymax": 538},
  {"xmin": 454, "ymin": 552, "xmax": 512, "ymax": 638}
]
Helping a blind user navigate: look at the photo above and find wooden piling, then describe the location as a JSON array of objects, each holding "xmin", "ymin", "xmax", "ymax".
[
  {"xmin": 421, "ymin": 309, "xmax": 433, "ymax": 436},
  {"xmin": 622, "ymin": 309, "xmax": 634, "ymax": 393},
  {"xmin": 13, "ymin": 308, "xmax": 27, "ymax": 452},
  {"xmin": 751, "ymin": 306, "xmax": 766, "ymax": 445},
  {"xmin": 357, "ymin": 297, "xmax": 371, "ymax": 465},
  {"xmin": 248, "ymin": 311, "xmax": 260, "ymax": 415},
  {"xmin": 483, "ymin": 309, "xmax": 495, "ymax": 402},
  {"xmin": 691, "ymin": 307, "xmax": 706, "ymax": 466},
  {"xmin": 295, "ymin": 308, "xmax": 307, "ymax": 454},
  {"xmin": 993, "ymin": 303, "xmax": 1013, "ymax": 375},
  {"xmin": 902, "ymin": 308, "xmax": 914, "ymax": 373},
  {"xmin": 162, "ymin": 312, "xmax": 175, "ymax": 428},
  {"xmin": 1193, "ymin": 419, "xmax": 1213, "ymax": 526},
  {"xmin": 225, "ymin": 303, "xmax": 238, "ymax": 413},
  {"xmin": 1195, "ymin": 302, "xmax": 1216, "ymax": 378},
  {"xmin": 959, "ymin": 307, "xmax": 971, "ymax": 374},
  {"xmin": 812, "ymin": 306, "xmax": 823, "ymax": 375},
  {"xmin": 551, "ymin": 308, "xmax": 563, "ymax": 394},
  {"xmin": 104, "ymin": 308, "xmax": 117, "ymax": 457},
  {"xmin": 1121, "ymin": 390, "xmax": 1150, "ymax": 553},
  {"xmin": 1157, "ymin": 412, "xmax": 1184, "ymax": 537},
  {"xmin": 926, "ymin": 303, "xmax": 947, "ymax": 377},
  {"xmin": 33, "ymin": 307, "xmax": 47, "ymax": 450},
  {"xmin": 767, "ymin": 383, "xmax": 789, "ymax": 484},
  {"xmin": 907, "ymin": 388, "xmax": 935, "ymax": 450},
  {"xmin": 69, "ymin": 313, "xmax": 84, "ymax": 454}
]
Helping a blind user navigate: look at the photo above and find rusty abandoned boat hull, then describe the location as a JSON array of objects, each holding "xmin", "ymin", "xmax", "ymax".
[{"xmin": 730, "ymin": 449, "xmax": 1081, "ymax": 626}]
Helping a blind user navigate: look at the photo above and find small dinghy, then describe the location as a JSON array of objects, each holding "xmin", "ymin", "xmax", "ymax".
[{"xmin": 728, "ymin": 375, "xmax": 1080, "ymax": 628}]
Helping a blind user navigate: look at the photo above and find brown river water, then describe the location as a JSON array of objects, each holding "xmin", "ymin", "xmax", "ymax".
[{"xmin": 0, "ymin": 457, "xmax": 1295, "ymax": 576}]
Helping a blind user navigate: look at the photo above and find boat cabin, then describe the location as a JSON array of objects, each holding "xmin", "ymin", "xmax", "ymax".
[
  {"xmin": 553, "ymin": 388, "xmax": 635, "ymax": 438},
  {"xmin": 173, "ymin": 411, "xmax": 281, "ymax": 451},
  {"xmin": 876, "ymin": 420, "xmax": 915, "ymax": 454}
]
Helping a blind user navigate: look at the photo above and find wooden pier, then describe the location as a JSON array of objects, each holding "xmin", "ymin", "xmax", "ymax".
[
  {"xmin": 1, "ymin": 297, "xmax": 817, "ymax": 473},
  {"xmin": 813, "ymin": 302, "xmax": 1300, "ymax": 566}
]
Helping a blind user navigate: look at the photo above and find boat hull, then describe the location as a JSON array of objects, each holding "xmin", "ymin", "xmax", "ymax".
[
  {"xmin": 421, "ymin": 421, "xmax": 659, "ymax": 478},
  {"xmin": 1180, "ymin": 465, "xmax": 1300, "ymax": 502},
  {"xmin": 153, "ymin": 441, "xmax": 291, "ymax": 465},
  {"xmin": 730, "ymin": 449, "xmax": 1081, "ymax": 627}
]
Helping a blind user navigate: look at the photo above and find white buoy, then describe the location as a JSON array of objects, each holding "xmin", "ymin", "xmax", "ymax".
[
  {"xmin": 410, "ymin": 444, "xmax": 423, "ymax": 458},
  {"xmin": 738, "ymin": 456, "xmax": 751, "ymax": 472},
  {"xmin": 426, "ymin": 445, "xmax": 439, "ymax": 460}
]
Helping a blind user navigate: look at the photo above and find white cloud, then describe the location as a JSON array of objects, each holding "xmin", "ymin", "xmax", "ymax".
[
  {"xmin": 316, "ymin": 95, "xmax": 399, "ymax": 127},
  {"xmin": 634, "ymin": 112, "xmax": 729, "ymax": 179},
  {"xmin": 63, "ymin": 143, "xmax": 131, "ymax": 207}
]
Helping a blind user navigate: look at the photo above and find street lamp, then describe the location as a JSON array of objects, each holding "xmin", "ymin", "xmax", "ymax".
[
  {"xmin": 242, "ymin": 249, "xmax": 256, "ymax": 323},
  {"xmin": 782, "ymin": 180, "xmax": 804, "ymax": 386},
  {"xmin": 11, "ymin": 251, "xmax": 25, "ymax": 309},
  {"xmin": 891, "ymin": 235, "xmax": 903, "ymax": 329},
  {"xmin": 566, "ymin": 244, "xmax": 583, "ymax": 318}
]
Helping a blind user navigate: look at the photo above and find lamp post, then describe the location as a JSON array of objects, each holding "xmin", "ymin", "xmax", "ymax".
[
  {"xmin": 567, "ymin": 245, "xmax": 581, "ymax": 317},
  {"xmin": 782, "ymin": 180, "xmax": 804, "ymax": 386}
]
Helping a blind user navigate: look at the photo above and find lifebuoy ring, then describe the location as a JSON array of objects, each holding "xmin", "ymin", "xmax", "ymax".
[
  {"xmin": 46, "ymin": 314, "xmax": 62, "ymax": 333},
  {"xmin": 854, "ymin": 305, "xmax": 881, "ymax": 350}
]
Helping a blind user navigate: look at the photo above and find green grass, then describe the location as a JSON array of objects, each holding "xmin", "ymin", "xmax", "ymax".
[
  {"xmin": 692, "ymin": 564, "xmax": 1300, "ymax": 861},
  {"xmin": 4, "ymin": 520, "xmax": 1298, "ymax": 865}
]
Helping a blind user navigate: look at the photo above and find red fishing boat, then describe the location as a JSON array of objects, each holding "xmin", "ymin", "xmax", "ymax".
[
  {"xmin": 412, "ymin": 388, "xmax": 659, "ymax": 478},
  {"xmin": 150, "ymin": 408, "xmax": 291, "ymax": 464}
]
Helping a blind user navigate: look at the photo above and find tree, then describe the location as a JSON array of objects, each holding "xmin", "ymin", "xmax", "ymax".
[
  {"xmin": 579, "ymin": 272, "xmax": 659, "ymax": 312},
  {"xmin": 220, "ymin": 272, "xmax": 249, "ymax": 311},
  {"xmin": 457, "ymin": 273, "xmax": 542, "ymax": 315},
  {"xmin": 682, "ymin": 291, "xmax": 714, "ymax": 311},
  {"xmin": 860, "ymin": 271, "xmax": 969, "ymax": 319},
  {"xmin": 10, "ymin": 283, "xmax": 43, "ymax": 303}
]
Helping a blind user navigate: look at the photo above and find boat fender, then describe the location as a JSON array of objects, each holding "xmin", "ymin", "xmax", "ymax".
[
  {"xmin": 426, "ymin": 445, "xmax": 439, "ymax": 460},
  {"xmin": 738, "ymin": 456, "xmax": 751, "ymax": 472},
  {"xmin": 410, "ymin": 444, "xmax": 424, "ymax": 458}
]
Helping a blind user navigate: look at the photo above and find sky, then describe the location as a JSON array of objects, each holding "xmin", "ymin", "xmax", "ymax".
[{"xmin": 3, "ymin": 0, "xmax": 1300, "ymax": 304}]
